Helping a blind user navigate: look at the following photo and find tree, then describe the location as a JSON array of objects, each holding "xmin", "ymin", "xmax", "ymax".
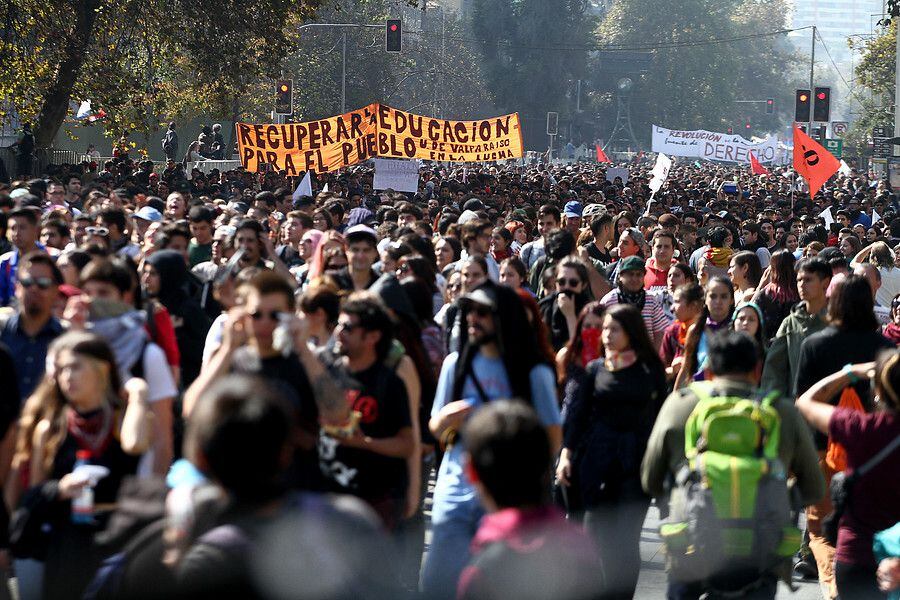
[
  {"xmin": 595, "ymin": 0, "xmax": 802, "ymax": 144},
  {"xmin": 278, "ymin": 1, "xmax": 491, "ymax": 124},
  {"xmin": 470, "ymin": 0, "xmax": 595, "ymax": 146},
  {"xmin": 846, "ymin": 23, "xmax": 895, "ymax": 150},
  {"xmin": 0, "ymin": 0, "xmax": 322, "ymax": 149}
]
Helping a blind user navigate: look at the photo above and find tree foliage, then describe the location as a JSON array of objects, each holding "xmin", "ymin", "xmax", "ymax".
[
  {"xmin": 0, "ymin": 0, "xmax": 321, "ymax": 148},
  {"xmin": 280, "ymin": 0, "xmax": 491, "ymax": 123},
  {"xmin": 595, "ymin": 0, "xmax": 802, "ymax": 144},
  {"xmin": 846, "ymin": 23, "xmax": 895, "ymax": 149},
  {"xmin": 470, "ymin": 0, "xmax": 595, "ymax": 140}
]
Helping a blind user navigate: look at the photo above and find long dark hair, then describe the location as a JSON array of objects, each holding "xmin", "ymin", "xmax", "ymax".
[
  {"xmin": 452, "ymin": 281, "xmax": 550, "ymax": 404},
  {"xmin": 769, "ymin": 249, "xmax": 799, "ymax": 296},
  {"xmin": 605, "ymin": 304, "xmax": 664, "ymax": 372},
  {"xmin": 677, "ymin": 276, "xmax": 735, "ymax": 388},
  {"xmin": 731, "ymin": 251, "xmax": 762, "ymax": 288},
  {"xmin": 828, "ymin": 274, "xmax": 879, "ymax": 332}
]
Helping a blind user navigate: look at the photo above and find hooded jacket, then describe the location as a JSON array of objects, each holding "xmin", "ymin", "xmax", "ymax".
[
  {"xmin": 457, "ymin": 506, "xmax": 603, "ymax": 600},
  {"xmin": 145, "ymin": 250, "xmax": 212, "ymax": 385},
  {"xmin": 759, "ymin": 301, "xmax": 827, "ymax": 398}
]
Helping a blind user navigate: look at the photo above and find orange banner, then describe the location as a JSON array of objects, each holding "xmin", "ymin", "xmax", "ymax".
[{"xmin": 236, "ymin": 103, "xmax": 523, "ymax": 174}]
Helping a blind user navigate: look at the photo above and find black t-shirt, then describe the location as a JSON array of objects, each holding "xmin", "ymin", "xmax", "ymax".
[
  {"xmin": 232, "ymin": 348, "xmax": 320, "ymax": 489},
  {"xmin": 795, "ymin": 326, "xmax": 894, "ymax": 450},
  {"xmin": 585, "ymin": 241, "xmax": 612, "ymax": 265},
  {"xmin": 318, "ymin": 361, "xmax": 410, "ymax": 501}
]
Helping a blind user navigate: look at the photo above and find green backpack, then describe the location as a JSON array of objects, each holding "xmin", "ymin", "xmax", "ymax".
[{"xmin": 659, "ymin": 382, "xmax": 801, "ymax": 585}]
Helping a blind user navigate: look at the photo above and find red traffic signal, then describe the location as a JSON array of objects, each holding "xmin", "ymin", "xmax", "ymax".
[
  {"xmin": 814, "ymin": 86, "xmax": 831, "ymax": 122},
  {"xmin": 386, "ymin": 19, "xmax": 402, "ymax": 53},
  {"xmin": 745, "ymin": 122, "xmax": 751, "ymax": 129},
  {"xmin": 765, "ymin": 98, "xmax": 774, "ymax": 114}
]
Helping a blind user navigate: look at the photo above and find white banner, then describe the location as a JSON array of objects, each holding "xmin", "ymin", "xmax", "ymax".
[
  {"xmin": 373, "ymin": 158, "xmax": 420, "ymax": 193},
  {"xmin": 651, "ymin": 125, "xmax": 778, "ymax": 163}
]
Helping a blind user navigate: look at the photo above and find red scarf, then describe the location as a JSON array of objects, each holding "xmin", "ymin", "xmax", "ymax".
[
  {"xmin": 66, "ymin": 404, "xmax": 114, "ymax": 456},
  {"xmin": 884, "ymin": 322, "xmax": 900, "ymax": 345}
]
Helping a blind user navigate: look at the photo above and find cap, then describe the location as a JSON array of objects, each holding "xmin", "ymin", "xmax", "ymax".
[
  {"xmin": 460, "ymin": 286, "xmax": 498, "ymax": 311},
  {"xmin": 344, "ymin": 224, "xmax": 378, "ymax": 243},
  {"xmin": 133, "ymin": 206, "xmax": 163, "ymax": 222},
  {"xmin": 618, "ymin": 256, "xmax": 646, "ymax": 273},
  {"xmin": 563, "ymin": 200, "xmax": 583, "ymax": 218}
]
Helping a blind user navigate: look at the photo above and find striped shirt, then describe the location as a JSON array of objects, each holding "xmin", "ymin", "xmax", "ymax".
[{"xmin": 599, "ymin": 288, "xmax": 673, "ymax": 348}]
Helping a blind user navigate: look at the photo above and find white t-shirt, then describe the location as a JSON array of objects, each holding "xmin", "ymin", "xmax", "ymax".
[{"xmin": 136, "ymin": 342, "xmax": 177, "ymax": 477}]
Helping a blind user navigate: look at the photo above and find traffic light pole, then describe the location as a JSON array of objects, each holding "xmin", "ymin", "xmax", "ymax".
[
  {"xmin": 809, "ymin": 26, "xmax": 816, "ymax": 136},
  {"xmin": 297, "ymin": 23, "xmax": 384, "ymax": 114}
]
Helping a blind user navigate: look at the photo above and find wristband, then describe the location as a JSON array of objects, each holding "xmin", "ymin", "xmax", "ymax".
[{"xmin": 842, "ymin": 364, "xmax": 859, "ymax": 385}]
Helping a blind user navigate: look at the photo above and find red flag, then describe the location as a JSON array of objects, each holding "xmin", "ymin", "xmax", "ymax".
[
  {"xmin": 596, "ymin": 145, "xmax": 610, "ymax": 163},
  {"xmin": 749, "ymin": 151, "xmax": 769, "ymax": 175},
  {"xmin": 793, "ymin": 126, "xmax": 840, "ymax": 199}
]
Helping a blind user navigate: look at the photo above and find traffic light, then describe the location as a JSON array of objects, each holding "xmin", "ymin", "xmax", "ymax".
[
  {"xmin": 275, "ymin": 80, "xmax": 292, "ymax": 115},
  {"xmin": 745, "ymin": 122, "xmax": 751, "ymax": 131},
  {"xmin": 795, "ymin": 89, "xmax": 810, "ymax": 123},
  {"xmin": 386, "ymin": 19, "xmax": 402, "ymax": 53},
  {"xmin": 814, "ymin": 87, "xmax": 831, "ymax": 122},
  {"xmin": 765, "ymin": 98, "xmax": 774, "ymax": 114}
]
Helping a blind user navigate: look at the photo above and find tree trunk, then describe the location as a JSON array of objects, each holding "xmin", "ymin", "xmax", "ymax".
[
  {"xmin": 32, "ymin": 0, "xmax": 100, "ymax": 148},
  {"xmin": 227, "ymin": 95, "xmax": 240, "ymax": 160}
]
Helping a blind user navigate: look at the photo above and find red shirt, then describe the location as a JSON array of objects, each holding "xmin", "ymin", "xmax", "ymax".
[
  {"xmin": 644, "ymin": 257, "xmax": 674, "ymax": 290},
  {"xmin": 828, "ymin": 408, "xmax": 900, "ymax": 567}
]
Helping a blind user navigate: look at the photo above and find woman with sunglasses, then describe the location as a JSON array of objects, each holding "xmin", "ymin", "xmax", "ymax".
[
  {"xmin": 556, "ymin": 304, "xmax": 667, "ymax": 598},
  {"xmin": 7, "ymin": 332, "xmax": 152, "ymax": 600}
]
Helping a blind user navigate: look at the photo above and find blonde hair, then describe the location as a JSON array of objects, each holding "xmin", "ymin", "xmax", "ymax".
[{"xmin": 13, "ymin": 332, "xmax": 121, "ymax": 476}]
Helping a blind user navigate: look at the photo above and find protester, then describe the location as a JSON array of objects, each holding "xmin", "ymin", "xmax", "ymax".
[
  {"xmin": 556, "ymin": 304, "xmax": 667, "ymax": 598},
  {"xmin": 642, "ymin": 330, "xmax": 824, "ymax": 600},
  {"xmin": 458, "ymin": 400, "xmax": 604, "ymax": 600},
  {"xmin": 599, "ymin": 256, "xmax": 671, "ymax": 348},
  {"xmin": 796, "ymin": 353, "xmax": 900, "ymax": 599},
  {"xmin": 422, "ymin": 281, "xmax": 560, "ymax": 599}
]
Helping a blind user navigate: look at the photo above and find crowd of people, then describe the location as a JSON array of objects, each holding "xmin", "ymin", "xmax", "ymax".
[{"xmin": 0, "ymin": 152, "xmax": 898, "ymax": 600}]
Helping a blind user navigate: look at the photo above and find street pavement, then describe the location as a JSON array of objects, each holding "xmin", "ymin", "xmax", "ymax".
[
  {"xmin": 636, "ymin": 505, "xmax": 822, "ymax": 599},
  {"xmin": 424, "ymin": 476, "xmax": 823, "ymax": 599}
]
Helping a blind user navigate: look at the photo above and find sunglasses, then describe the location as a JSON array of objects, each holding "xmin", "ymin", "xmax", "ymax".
[
  {"xmin": 468, "ymin": 304, "xmax": 493, "ymax": 318},
  {"xmin": 19, "ymin": 276, "xmax": 54, "ymax": 290},
  {"xmin": 249, "ymin": 310, "xmax": 282, "ymax": 321},
  {"xmin": 336, "ymin": 320, "xmax": 361, "ymax": 333},
  {"xmin": 556, "ymin": 277, "xmax": 582, "ymax": 288},
  {"xmin": 86, "ymin": 226, "xmax": 109, "ymax": 236}
]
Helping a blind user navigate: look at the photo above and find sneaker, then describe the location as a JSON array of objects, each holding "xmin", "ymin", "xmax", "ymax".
[{"xmin": 792, "ymin": 555, "xmax": 818, "ymax": 581}]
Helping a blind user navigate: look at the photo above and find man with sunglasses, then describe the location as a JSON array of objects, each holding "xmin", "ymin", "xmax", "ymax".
[
  {"xmin": 317, "ymin": 294, "xmax": 414, "ymax": 529},
  {"xmin": 0, "ymin": 252, "xmax": 63, "ymax": 404},
  {"xmin": 0, "ymin": 208, "xmax": 44, "ymax": 307},
  {"xmin": 184, "ymin": 271, "xmax": 323, "ymax": 490}
]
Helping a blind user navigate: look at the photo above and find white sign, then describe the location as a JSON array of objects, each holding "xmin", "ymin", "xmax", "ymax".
[
  {"xmin": 651, "ymin": 125, "xmax": 778, "ymax": 163},
  {"xmin": 648, "ymin": 153, "xmax": 672, "ymax": 193},
  {"xmin": 832, "ymin": 121, "xmax": 848, "ymax": 136},
  {"xmin": 818, "ymin": 206, "xmax": 834, "ymax": 227},
  {"xmin": 373, "ymin": 158, "xmax": 420, "ymax": 193},
  {"xmin": 606, "ymin": 167, "xmax": 629, "ymax": 183}
]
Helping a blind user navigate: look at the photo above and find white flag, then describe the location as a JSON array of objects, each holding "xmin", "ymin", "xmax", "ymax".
[
  {"xmin": 322, "ymin": 182, "xmax": 329, "ymax": 193},
  {"xmin": 873, "ymin": 208, "xmax": 881, "ymax": 224},
  {"xmin": 75, "ymin": 100, "xmax": 91, "ymax": 119},
  {"xmin": 818, "ymin": 206, "xmax": 834, "ymax": 227},
  {"xmin": 292, "ymin": 172, "xmax": 312, "ymax": 202},
  {"xmin": 648, "ymin": 153, "xmax": 672, "ymax": 193},
  {"xmin": 839, "ymin": 160, "xmax": 852, "ymax": 176}
]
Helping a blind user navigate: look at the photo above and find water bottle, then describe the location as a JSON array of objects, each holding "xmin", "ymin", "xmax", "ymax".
[{"xmin": 71, "ymin": 450, "xmax": 94, "ymax": 524}]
